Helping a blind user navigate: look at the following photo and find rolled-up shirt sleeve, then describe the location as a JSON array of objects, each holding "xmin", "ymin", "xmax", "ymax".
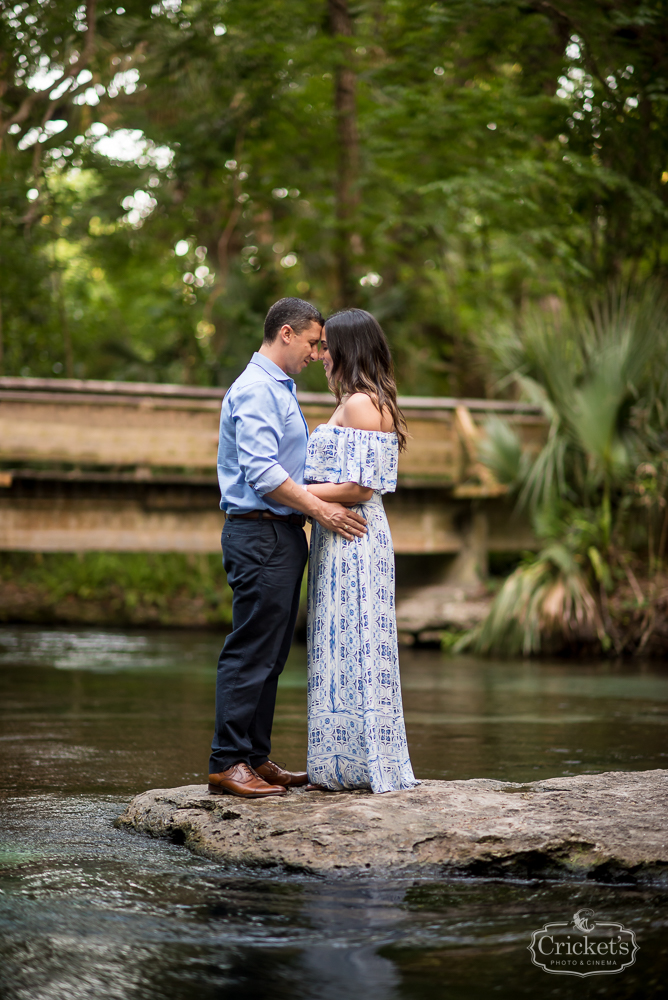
[{"xmin": 231, "ymin": 382, "xmax": 290, "ymax": 495}]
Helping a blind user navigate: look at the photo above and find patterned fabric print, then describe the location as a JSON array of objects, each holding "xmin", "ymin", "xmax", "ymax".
[
  {"xmin": 304, "ymin": 424, "xmax": 398, "ymax": 494},
  {"xmin": 305, "ymin": 426, "xmax": 419, "ymax": 793}
]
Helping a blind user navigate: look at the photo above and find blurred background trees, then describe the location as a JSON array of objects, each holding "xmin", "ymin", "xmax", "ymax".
[
  {"xmin": 1, "ymin": 0, "xmax": 667, "ymax": 395},
  {"xmin": 2, "ymin": 0, "xmax": 668, "ymax": 649}
]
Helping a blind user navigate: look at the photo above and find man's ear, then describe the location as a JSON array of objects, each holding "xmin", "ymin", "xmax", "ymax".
[{"xmin": 279, "ymin": 324, "xmax": 293, "ymax": 344}]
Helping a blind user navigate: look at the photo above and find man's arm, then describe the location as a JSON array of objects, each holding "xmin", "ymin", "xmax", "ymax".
[
  {"xmin": 230, "ymin": 382, "xmax": 366, "ymax": 539},
  {"xmin": 265, "ymin": 478, "xmax": 367, "ymax": 540},
  {"xmin": 232, "ymin": 383, "xmax": 291, "ymax": 497}
]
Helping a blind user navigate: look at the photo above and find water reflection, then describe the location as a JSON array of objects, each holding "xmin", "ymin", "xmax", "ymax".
[
  {"xmin": 400, "ymin": 650, "xmax": 668, "ymax": 783},
  {"xmin": 0, "ymin": 626, "xmax": 667, "ymax": 999},
  {"xmin": 1, "ymin": 626, "xmax": 667, "ymax": 796},
  {"xmin": 1, "ymin": 795, "xmax": 666, "ymax": 1000}
]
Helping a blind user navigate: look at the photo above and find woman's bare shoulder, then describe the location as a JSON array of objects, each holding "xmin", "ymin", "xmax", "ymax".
[{"xmin": 340, "ymin": 393, "xmax": 385, "ymax": 431}]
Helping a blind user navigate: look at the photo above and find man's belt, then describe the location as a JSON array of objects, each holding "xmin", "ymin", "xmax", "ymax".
[{"xmin": 226, "ymin": 510, "xmax": 306, "ymax": 527}]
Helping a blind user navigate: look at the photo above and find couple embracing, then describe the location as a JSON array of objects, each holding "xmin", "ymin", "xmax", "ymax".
[{"xmin": 208, "ymin": 297, "xmax": 419, "ymax": 798}]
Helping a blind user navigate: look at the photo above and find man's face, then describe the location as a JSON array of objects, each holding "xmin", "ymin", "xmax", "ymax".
[{"xmin": 283, "ymin": 321, "xmax": 322, "ymax": 375}]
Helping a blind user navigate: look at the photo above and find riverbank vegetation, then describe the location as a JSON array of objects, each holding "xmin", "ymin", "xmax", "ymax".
[
  {"xmin": 0, "ymin": 552, "xmax": 232, "ymax": 628},
  {"xmin": 464, "ymin": 282, "xmax": 668, "ymax": 656}
]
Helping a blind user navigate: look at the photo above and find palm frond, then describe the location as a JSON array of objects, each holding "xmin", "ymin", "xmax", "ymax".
[
  {"xmin": 478, "ymin": 417, "xmax": 525, "ymax": 486},
  {"xmin": 460, "ymin": 544, "xmax": 601, "ymax": 657},
  {"xmin": 517, "ymin": 424, "xmax": 568, "ymax": 512},
  {"xmin": 482, "ymin": 281, "xmax": 668, "ymax": 509},
  {"xmin": 471, "ymin": 280, "xmax": 668, "ymax": 657}
]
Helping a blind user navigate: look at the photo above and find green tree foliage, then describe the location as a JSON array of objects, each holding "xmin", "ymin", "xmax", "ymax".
[{"xmin": 1, "ymin": 1, "xmax": 667, "ymax": 392}]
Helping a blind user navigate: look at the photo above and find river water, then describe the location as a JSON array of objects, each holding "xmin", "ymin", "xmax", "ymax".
[{"xmin": 0, "ymin": 625, "xmax": 666, "ymax": 999}]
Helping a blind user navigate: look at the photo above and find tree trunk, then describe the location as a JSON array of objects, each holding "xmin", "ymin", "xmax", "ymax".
[
  {"xmin": 328, "ymin": 0, "xmax": 360, "ymax": 307},
  {"xmin": 52, "ymin": 271, "xmax": 74, "ymax": 378},
  {"xmin": 60, "ymin": 297, "xmax": 74, "ymax": 379}
]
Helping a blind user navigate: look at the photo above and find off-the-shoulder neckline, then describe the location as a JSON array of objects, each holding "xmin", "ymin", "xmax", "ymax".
[{"xmin": 313, "ymin": 424, "xmax": 397, "ymax": 437}]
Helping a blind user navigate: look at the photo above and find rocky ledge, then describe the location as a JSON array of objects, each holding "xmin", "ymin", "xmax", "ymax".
[
  {"xmin": 116, "ymin": 769, "xmax": 668, "ymax": 882},
  {"xmin": 395, "ymin": 583, "xmax": 491, "ymax": 645}
]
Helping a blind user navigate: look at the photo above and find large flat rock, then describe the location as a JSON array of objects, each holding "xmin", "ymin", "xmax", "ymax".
[
  {"xmin": 116, "ymin": 769, "xmax": 668, "ymax": 881},
  {"xmin": 395, "ymin": 583, "xmax": 491, "ymax": 640}
]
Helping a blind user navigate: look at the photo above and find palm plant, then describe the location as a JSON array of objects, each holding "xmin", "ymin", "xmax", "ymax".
[
  {"xmin": 465, "ymin": 282, "xmax": 668, "ymax": 656},
  {"xmin": 473, "ymin": 543, "xmax": 603, "ymax": 656}
]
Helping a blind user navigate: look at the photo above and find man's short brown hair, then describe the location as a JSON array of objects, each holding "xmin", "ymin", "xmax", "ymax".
[{"xmin": 263, "ymin": 297, "xmax": 324, "ymax": 343}]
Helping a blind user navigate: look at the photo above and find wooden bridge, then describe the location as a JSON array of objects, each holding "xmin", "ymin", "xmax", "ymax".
[{"xmin": 0, "ymin": 376, "xmax": 545, "ymax": 584}]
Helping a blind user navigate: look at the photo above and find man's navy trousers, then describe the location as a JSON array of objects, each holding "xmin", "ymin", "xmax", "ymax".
[{"xmin": 209, "ymin": 516, "xmax": 308, "ymax": 775}]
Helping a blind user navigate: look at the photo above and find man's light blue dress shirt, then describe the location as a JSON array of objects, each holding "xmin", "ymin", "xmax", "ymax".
[{"xmin": 217, "ymin": 352, "xmax": 309, "ymax": 515}]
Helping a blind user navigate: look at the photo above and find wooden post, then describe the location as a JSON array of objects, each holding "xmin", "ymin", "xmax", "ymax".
[{"xmin": 444, "ymin": 509, "xmax": 489, "ymax": 587}]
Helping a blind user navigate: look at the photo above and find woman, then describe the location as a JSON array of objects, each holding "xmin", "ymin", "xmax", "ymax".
[{"xmin": 304, "ymin": 308, "xmax": 419, "ymax": 793}]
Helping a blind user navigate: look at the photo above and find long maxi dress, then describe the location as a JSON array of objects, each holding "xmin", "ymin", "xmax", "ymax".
[{"xmin": 305, "ymin": 424, "xmax": 419, "ymax": 793}]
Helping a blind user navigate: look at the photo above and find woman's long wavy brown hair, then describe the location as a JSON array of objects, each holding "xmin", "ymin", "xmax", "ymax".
[{"xmin": 324, "ymin": 308, "xmax": 407, "ymax": 451}]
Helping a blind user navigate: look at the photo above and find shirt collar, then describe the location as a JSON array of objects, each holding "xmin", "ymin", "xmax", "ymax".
[{"xmin": 249, "ymin": 352, "xmax": 294, "ymax": 388}]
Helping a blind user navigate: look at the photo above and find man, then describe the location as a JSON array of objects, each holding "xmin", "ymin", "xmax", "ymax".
[{"xmin": 208, "ymin": 297, "xmax": 367, "ymax": 798}]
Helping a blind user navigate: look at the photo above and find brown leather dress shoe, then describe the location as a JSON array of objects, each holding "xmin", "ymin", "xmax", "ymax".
[
  {"xmin": 208, "ymin": 762, "xmax": 286, "ymax": 798},
  {"xmin": 254, "ymin": 760, "xmax": 308, "ymax": 788}
]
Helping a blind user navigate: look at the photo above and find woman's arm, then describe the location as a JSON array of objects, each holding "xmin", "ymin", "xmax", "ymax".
[
  {"xmin": 305, "ymin": 395, "xmax": 388, "ymax": 505},
  {"xmin": 306, "ymin": 482, "xmax": 373, "ymax": 503}
]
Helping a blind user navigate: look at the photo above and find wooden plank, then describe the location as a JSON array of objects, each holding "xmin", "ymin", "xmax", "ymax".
[
  {"xmin": 0, "ymin": 375, "xmax": 544, "ymax": 413},
  {"xmin": 0, "ymin": 495, "xmax": 466, "ymax": 555},
  {"xmin": 0, "ymin": 398, "xmax": 462, "ymax": 481},
  {"xmin": 0, "ymin": 401, "xmax": 220, "ymax": 469},
  {"xmin": 384, "ymin": 494, "xmax": 463, "ymax": 554},
  {"xmin": 0, "ymin": 498, "xmax": 225, "ymax": 553},
  {"xmin": 0, "ymin": 379, "xmax": 547, "ymax": 486},
  {"xmin": 0, "ymin": 491, "xmax": 537, "ymax": 555},
  {"xmin": 0, "ymin": 389, "xmax": 223, "ymax": 411},
  {"xmin": 0, "ymin": 375, "xmax": 225, "ymax": 400}
]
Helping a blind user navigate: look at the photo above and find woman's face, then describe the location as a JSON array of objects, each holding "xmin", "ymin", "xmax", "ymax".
[{"xmin": 320, "ymin": 327, "xmax": 334, "ymax": 382}]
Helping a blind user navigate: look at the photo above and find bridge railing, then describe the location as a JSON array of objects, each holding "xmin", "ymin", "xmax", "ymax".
[
  {"xmin": 0, "ymin": 377, "xmax": 546, "ymax": 557},
  {"xmin": 0, "ymin": 376, "xmax": 545, "ymax": 490}
]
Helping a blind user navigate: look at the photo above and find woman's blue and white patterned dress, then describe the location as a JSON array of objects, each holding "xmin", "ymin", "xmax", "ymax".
[{"xmin": 305, "ymin": 425, "xmax": 419, "ymax": 793}]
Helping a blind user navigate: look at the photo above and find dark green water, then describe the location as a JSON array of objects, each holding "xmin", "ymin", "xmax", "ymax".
[{"xmin": 0, "ymin": 626, "xmax": 667, "ymax": 999}]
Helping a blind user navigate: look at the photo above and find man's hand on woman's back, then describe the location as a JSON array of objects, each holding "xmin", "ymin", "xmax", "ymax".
[
  {"xmin": 265, "ymin": 478, "xmax": 367, "ymax": 540},
  {"xmin": 313, "ymin": 502, "xmax": 367, "ymax": 540}
]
